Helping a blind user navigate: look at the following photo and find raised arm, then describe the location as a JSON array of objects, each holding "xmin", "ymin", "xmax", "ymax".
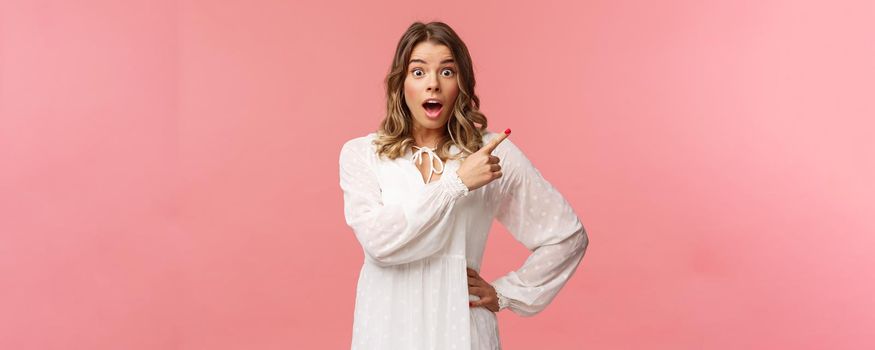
[{"xmin": 339, "ymin": 137, "xmax": 469, "ymax": 267}]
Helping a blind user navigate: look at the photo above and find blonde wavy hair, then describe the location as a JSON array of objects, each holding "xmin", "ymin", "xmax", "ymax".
[{"xmin": 373, "ymin": 21, "xmax": 488, "ymax": 161}]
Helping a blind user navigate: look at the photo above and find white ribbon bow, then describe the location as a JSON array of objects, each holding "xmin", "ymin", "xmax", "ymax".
[{"xmin": 411, "ymin": 146, "xmax": 445, "ymax": 184}]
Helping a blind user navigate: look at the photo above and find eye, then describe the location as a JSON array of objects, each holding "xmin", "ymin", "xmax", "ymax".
[
  {"xmin": 411, "ymin": 68, "xmax": 424, "ymax": 77},
  {"xmin": 441, "ymin": 68, "xmax": 455, "ymax": 77}
]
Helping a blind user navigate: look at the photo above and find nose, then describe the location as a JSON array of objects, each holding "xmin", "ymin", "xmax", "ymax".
[{"xmin": 426, "ymin": 73, "xmax": 440, "ymax": 92}]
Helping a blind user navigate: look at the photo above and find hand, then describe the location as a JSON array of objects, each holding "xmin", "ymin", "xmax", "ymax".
[
  {"xmin": 457, "ymin": 129, "xmax": 510, "ymax": 192},
  {"xmin": 467, "ymin": 267, "xmax": 499, "ymax": 313}
]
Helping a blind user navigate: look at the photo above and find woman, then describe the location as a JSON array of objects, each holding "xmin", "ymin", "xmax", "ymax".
[{"xmin": 339, "ymin": 21, "xmax": 589, "ymax": 350}]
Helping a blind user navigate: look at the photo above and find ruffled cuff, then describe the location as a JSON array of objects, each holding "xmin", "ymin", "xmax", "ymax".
[
  {"xmin": 496, "ymin": 290, "xmax": 510, "ymax": 311},
  {"xmin": 439, "ymin": 168, "xmax": 469, "ymax": 200}
]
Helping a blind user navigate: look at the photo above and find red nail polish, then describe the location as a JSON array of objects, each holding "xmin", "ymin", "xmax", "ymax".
[
  {"xmin": 504, "ymin": 128, "xmax": 511, "ymax": 135},
  {"xmin": 469, "ymin": 302, "xmax": 473, "ymax": 307}
]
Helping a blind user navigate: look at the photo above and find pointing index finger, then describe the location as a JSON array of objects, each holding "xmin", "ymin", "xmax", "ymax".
[{"xmin": 480, "ymin": 128, "xmax": 511, "ymax": 154}]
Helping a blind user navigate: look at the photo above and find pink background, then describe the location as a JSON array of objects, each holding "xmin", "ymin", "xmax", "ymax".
[{"xmin": 2, "ymin": 0, "xmax": 873, "ymax": 349}]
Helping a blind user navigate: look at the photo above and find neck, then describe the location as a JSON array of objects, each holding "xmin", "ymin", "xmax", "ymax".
[{"xmin": 411, "ymin": 124, "xmax": 445, "ymax": 148}]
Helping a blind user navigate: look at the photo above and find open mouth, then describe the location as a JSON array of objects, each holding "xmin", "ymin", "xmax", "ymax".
[{"xmin": 422, "ymin": 100, "xmax": 443, "ymax": 119}]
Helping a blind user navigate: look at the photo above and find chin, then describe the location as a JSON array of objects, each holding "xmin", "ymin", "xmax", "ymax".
[{"xmin": 415, "ymin": 117, "xmax": 448, "ymax": 129}]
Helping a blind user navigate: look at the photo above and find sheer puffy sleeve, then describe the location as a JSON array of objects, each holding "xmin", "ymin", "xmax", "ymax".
[
  {"xmin": 339, "ymin": 136, "xmax": 470, "ymax": 267},
  {"xmin": 489, "ymin": 137, "xmax": 590, "ymax": 316}
]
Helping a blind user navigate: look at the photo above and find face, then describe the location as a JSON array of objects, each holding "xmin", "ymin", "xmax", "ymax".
[{"xmin": 403, "ymin": 41, "xmax": 460, "ymax": 132}]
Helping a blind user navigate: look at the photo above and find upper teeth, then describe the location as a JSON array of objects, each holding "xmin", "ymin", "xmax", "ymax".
[{"xmin": 425, "ymin": 100, "xmax": 440, "ymax": 104}]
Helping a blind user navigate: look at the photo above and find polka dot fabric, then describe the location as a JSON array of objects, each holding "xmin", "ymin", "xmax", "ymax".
[{"xmin": 339, "ymin": 131, "xmax": 589, "ymax": 349}]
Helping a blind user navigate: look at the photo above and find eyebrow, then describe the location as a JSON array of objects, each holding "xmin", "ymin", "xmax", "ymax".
[{"xmin": 409, "ymin": 58, "xmax": 455, "ymax": 65}]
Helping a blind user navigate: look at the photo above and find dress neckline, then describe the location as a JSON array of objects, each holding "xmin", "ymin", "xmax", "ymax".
[{"xmin": 411, "ymin": 146, "xmax": 444, "ymax": 184}]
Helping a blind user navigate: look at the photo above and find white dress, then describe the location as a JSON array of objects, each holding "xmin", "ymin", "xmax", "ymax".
[{"xmin": 339, "ymin": 130, "xmax": 590, "ymax": 350}]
